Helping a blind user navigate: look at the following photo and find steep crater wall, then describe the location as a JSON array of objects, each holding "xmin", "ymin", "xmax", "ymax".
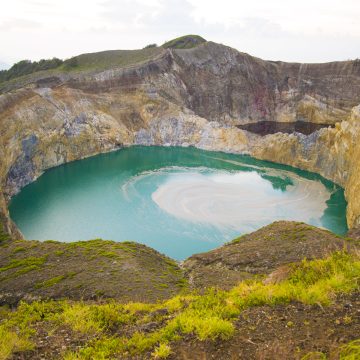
[{"xmin": 1, "ymin": 42, "xmax": 360, "ymax": 237}]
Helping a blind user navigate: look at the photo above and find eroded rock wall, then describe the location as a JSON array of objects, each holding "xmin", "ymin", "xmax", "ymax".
[
  {"xmin": 250, "ymin": 105, "xmax": 360, "ymax": 228},
  {"xmin": 1, "ymin": 41, "xmax": 360, "ymax": 236}
]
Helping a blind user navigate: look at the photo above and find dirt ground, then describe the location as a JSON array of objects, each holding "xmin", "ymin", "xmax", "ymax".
[
  {"xmin": 183, "ymin": 221, "xmax": 354, "ymax": 290},
  {"xmin": 169, "ymin": 292, "xmax": 360, "ymax": 360}
]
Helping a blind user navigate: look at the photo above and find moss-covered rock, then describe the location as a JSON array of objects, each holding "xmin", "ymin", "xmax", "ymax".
[
  {"xmin": 183, "ymin": 221, "xmax": 355, "ymax": 290},
  {"xmin": 0, "ymin": 239, "xmax": 186, "ymax": 305}
]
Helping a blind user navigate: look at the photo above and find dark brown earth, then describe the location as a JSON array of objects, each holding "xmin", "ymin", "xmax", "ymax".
[
  {"xmin": 11, "ymin": 324, "xmax": 91, "ymax": 360},
  {"xmin": 0, "ymin": 238, "xmax": 186, "ymax": 305},
  {"xmin": 9, "ymin": 292, "xmax": 360, "ymax": 360},
  {"xmin": 182, "ymin": 221, "xmax": 353, "ymax": 290},
  {"xmin": 169, "ymin": 292, "xmax": 360, "ymax": 360}
]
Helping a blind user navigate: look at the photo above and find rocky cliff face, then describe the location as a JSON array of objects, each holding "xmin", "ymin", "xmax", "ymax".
[
  {"xmin": 251, "ymin": 105, "xmax": 360, "ymax": 228},
  {"xmin": 1, "ymin": 40, "xmax": 360, "ymax": 235}
]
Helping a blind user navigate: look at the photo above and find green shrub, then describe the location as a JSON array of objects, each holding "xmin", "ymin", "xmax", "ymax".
[
  {"xmin": 63, "ymin": 57, "xmax": 78, "ymax": 70},
  {"xmin": 0, "ymin": 58, "xmax": 63, "ymax": 83},
  {"xmin": 144, "ymin": 43, "xmax": 157, "ymax": 49}
]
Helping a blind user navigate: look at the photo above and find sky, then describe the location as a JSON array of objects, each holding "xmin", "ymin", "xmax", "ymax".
[{"xmin": 0, "ymin": 0, "xmax": 359, "ymax": 69}]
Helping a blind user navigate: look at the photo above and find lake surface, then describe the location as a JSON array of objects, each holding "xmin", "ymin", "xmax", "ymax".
[{"xmin": 9, "ymin": 146, "xmax": 348, "ymax": 260}]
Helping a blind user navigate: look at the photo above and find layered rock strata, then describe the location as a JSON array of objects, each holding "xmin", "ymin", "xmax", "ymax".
[{"xmin": 0, "ymin": 41, "xmax": 360, "ymax": 235}]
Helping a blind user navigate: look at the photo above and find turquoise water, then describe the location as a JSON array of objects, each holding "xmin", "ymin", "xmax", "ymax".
[{"xmin": 9, "ymin": 146, "xmax": 348, "ymax": 260}]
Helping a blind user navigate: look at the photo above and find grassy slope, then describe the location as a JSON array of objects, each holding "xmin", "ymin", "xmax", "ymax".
[
  {"xmin": 1, "ymin": 33, "xmax": 208, "ymax": 91},
  {"xmin": 0, "ymin": 34, "xmax": 207, "ymax": 92},
  {"xmin": 64, "ymin": 47, "xmax": 164, "ymax": 72},
  {"xmin": 0, "ymin": 238, "xmax": 186, "ymax": 305},
  {"xmin": 0, "ymin": 221, "xmax": 359, "ymax": 359},
  {"xmin": 0, "ymin": 33, "xmax": 207, "ymax": 92},
  {"xmin": 0, "ymin": 46, "xmax": 164, "ymax": 93},
  {"xmin": 0, "ymin": 251, "xmax": 359, "ymax": 359},
  {"xmin": 183, "ymin": 221, "xmax": 357, "ymax": 290}
]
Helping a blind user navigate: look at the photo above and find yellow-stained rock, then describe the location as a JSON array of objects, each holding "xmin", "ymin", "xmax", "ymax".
[{"xmin": 1, "ymin": 42, "xmax": 360, "ymax": 235}]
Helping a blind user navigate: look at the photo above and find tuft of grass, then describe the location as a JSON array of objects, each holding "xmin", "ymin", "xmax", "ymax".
[
  {"xmin": 0, "ymin": 325, "xmax": 33, "ymax": 360},
  {"xmin": 152, "ymin": 343, "xmax": 172, "ymax": 358},
  {"xmin": 98, "ymin": 251, "xmax": 118, "ymax": 259},
  {"xmin": 12, "ymin": 246, "xmax": 26, "ymax": 254},
  {"xmin": 158, "ymin": 283, "xmax": 169, "ymax": 289},
  {"xmin": 340, "ymin": 339, "xmax": 360, "ymax": 360},
  {"xmin": 63, "ymin": 337, "xmax": 125, "ymax": 360},
  {"xmin": 176, "ymin": 278, "xmax": 188, "ymax": 288},
  {"xmin": 34, "ymin": 272, "xmax": 76, "ymax": 289},
  {"xmin": 301, "ymin": 351, "xmax": 327, "ymax": 360},
  {"xmin": 227, "ymin": 234, "xmax": 247, "ymax": 245},
  {"xmin": 0, "ymin": 256, "xmax": 48, "ymax": 279}
]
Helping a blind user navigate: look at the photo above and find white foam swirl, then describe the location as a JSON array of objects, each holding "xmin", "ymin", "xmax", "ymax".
[{"xmin": 151, "ymin": 170, "xmax": 330, "ymax": 230}]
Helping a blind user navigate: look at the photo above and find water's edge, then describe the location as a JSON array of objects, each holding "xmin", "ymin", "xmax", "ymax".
[{"xmin": 8, "ymin": 146, "xmax": 348, "ymax": 260}]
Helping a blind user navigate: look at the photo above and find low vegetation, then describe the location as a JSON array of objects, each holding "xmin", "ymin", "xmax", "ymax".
[
  {"xmin": 0, "ymin": 251, "xmax": 358, "ymax": 359},
  {"xmin": 162, "ymin": 35, "xmax": 206, "ymax": 49},
  {"xmin": 301, "ymin": 340, "xmax": 360, "ymax": 360},
  {"xmin": 66, "ymin": 47, "xmax": 163, "ymax": 72},
  {"xmin": 144, "ymin": 44, "xmax": 158, "ymax": 49},
  {"xmin": 0, "ymin": 47, "xmax": 164, "ymax": 85},
  {"xmin": 0, "ymin": 46, "xmax": 163, "ymax": 89},
  {"xmin": 338, "ymin": 339, "xmax": 360, "ymax": 359},
  {"xmin": 0, "ymin": 238, "xmax": 186, "ymax": 304},
  {"xmin": 0, "ymin": 35, "xmax": 207, "ymax": 89},
  {"xmin": 184, "ymin": 221, "xmax": 351, "ymax": 291},
  {"xmin": 0, "ymin": 255, "xmax": 47, "ymax": 278},
  {"xmin": 0, "ymin": 58, "xmax": 63, "ymax": 83},
  {"xmin": 0, "ymin": 222, "xmax": 10, "ymax": 244}
]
